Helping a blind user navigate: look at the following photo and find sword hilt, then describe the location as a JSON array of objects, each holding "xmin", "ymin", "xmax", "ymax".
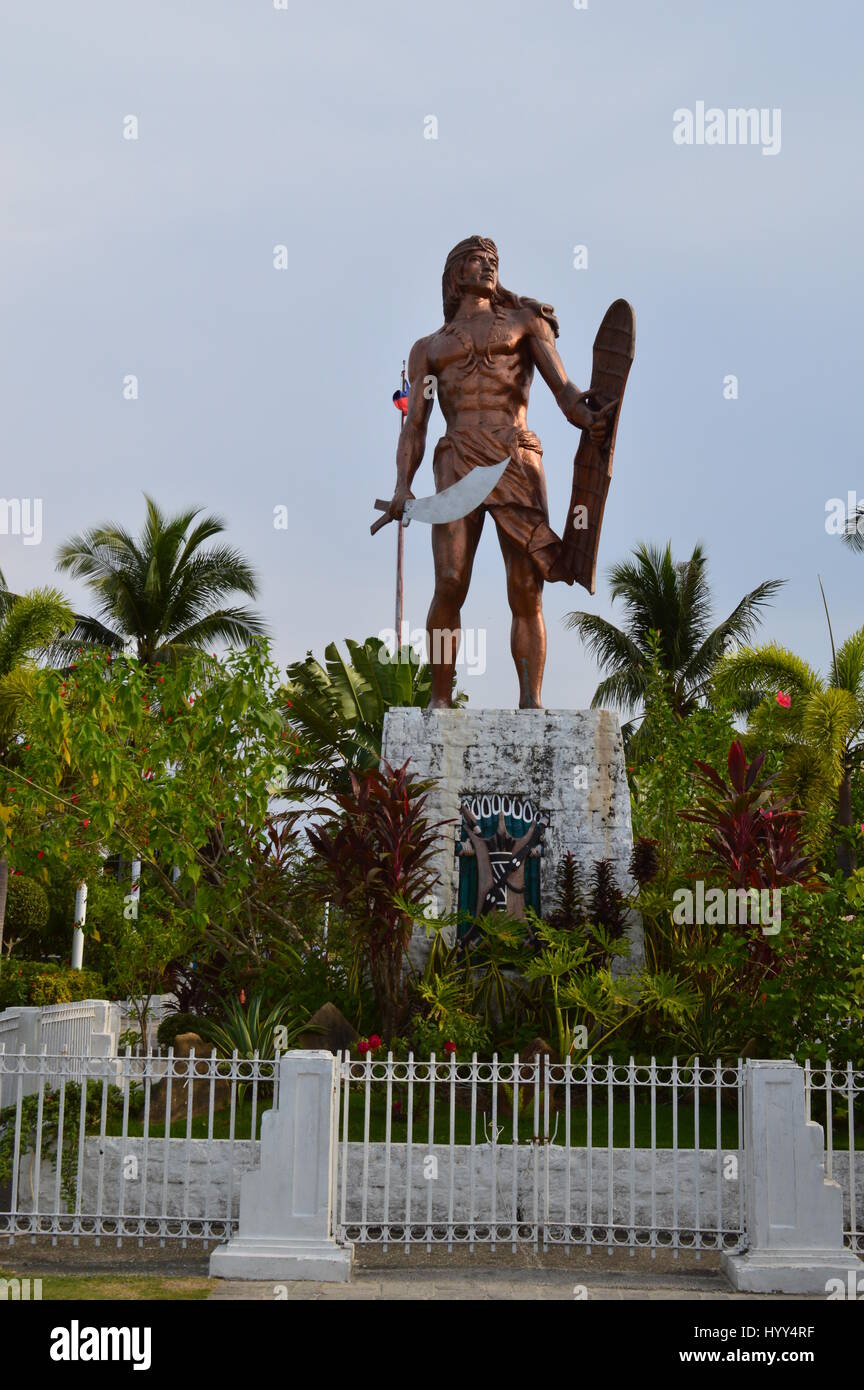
[
  {"xmin": 370, "ymin": 504, "xmax": 392, "ymax": 536},
  {"xmin": 371, "ymin": 499, "xmax": 409, "ymax": 535}
]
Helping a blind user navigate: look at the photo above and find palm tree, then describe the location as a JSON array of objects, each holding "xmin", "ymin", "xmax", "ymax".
[
  {"xmin": 0, "ymin": 568, "xmax": 75, "ymax": 957},
  {"xmin": 712, "ymin": 621, "xmax": 864, "ymax": 875},
  {"xmin": 565, "ymin": 541, "xmax": 783, "ymax": 736},
  {"xmin": 56, "ymin": 495, "xmax": 266, "ymax": 665},
  {"xmin": 843, "ymin": 503, "xmax": 864, "ymax": 552}
]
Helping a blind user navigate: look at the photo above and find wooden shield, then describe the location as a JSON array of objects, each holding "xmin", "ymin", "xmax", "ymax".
[{"xmin": 558, "ymin": 299, "xmax": 635, "ymax": 593}]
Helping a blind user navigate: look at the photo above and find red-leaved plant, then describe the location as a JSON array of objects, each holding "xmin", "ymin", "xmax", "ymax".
[
  {"xmin": 682, "ymin": 740, "xmax": 818, "ymax": 891},
  {"xmin": 306, "ymin": 760, "xmax": 445, "ymax": 1037}
]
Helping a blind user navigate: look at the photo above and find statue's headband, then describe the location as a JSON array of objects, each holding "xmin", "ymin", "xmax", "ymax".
[{"xmin": 443, "ymin": 236, "xmax": 498, "ymax": 274}]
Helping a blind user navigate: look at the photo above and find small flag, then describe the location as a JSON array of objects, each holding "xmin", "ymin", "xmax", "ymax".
[{"xmin": 392, "ymin": 380, "xmax": 409, "ymax": 415}]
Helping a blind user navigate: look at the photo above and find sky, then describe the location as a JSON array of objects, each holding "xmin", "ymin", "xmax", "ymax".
[{"xmin": 1, "ymin": 0, "xmax": 862, "ymax": 710}]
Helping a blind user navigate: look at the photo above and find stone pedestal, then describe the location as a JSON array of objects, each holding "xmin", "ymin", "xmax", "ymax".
[
  {"xmin": 381, "ymin": 707, "xmax": 640, "ymax": 967},
  {"xmin": 209, "ymin": 1051, "xmax": 352, "ymax": 1282},
  {"xmin": 723, "ymin": 1060, "xmax": 864, "ymax": 1294}
]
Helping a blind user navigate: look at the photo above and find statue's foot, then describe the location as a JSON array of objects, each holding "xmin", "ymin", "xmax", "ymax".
[
  {"xmin": 519, "ymin": 698, "xmax": 543, "ymax": 710},
  {"xmin": 427, "ymin": 697, "xmax": 453, "ymax": 710}
]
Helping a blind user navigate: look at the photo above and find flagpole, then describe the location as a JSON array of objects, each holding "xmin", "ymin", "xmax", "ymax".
[{"xmin": 395, "ymin": 358, "xmax": 406, "ymax": 646}]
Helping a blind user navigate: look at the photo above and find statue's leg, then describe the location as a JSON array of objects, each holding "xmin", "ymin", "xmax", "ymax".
[
  {"xmin": 495, "ymin": 522, "xmax": 546, "ymax": 709},
  {"xmin": 426, "ymin": 508, "xmax": 485, "ymax": 708}
]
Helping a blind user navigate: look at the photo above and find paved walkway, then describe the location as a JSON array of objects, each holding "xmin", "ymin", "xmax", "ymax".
[{"xmin": 209, "ymin": 1266, "xmax": 803, "ymax": 1300}]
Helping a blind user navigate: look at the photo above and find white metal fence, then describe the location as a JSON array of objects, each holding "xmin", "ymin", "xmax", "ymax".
[
  {"xmin": 1, "ymin": 1049, "xmax": 861, "ymax": 1258},
  {"xmin": 805, "ymin": 1061, "xmax": 864, "ymax": 1255},
  {"xmin": 39, "ymin": 1004, "xmax": 99, "ymax": 1073},
  {"xmin": 0, "ymin": 993, "xmax": 175, "ymax": 1074},
  {"xmin": 0, "ymin": 1049, "xmax": 277, "ymax": 1244},
  {"xmin": 0, "ymin": 1002, "xmax": 121, "ymax": 1101},
  {"xmin": 334, "ymin": 1054, "xmax": 748, "ymax": 1255}
]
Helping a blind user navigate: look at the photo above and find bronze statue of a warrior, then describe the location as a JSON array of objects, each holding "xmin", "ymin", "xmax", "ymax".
[{"xmin": 380, "ymin": 235, "xmax": 635, "ymax": 709}]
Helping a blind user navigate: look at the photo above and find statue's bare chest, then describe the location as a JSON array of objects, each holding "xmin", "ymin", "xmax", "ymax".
[{"xmin": 427, "ymin": 314, "xmax": 527, "ymax": 378}]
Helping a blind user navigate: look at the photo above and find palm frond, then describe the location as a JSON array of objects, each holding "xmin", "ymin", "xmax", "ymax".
[
  {"xmin": 567, "ymin": 541, "xmax": 780, "ymax": 722},
  {"xmin": 56, "ymin": 495, "xmax": 264, "ymax": 662},
  {"xmin": 842, "ymin": 505, "xmax": 864, "ymax": 553},
  {"xmin": 683, "ymin": 579, "xmax": 786, "ymax": 690},
  {"xmin": 0, "ymin": 588, "xmax": 74, "ymax": 677},
  {"xmin": 712, "ymin": 643, "xmax": 823, "ymax": 714},
  {"xmin": 834, "ymin": 626, "xmax": 864, "ymax": 698}
]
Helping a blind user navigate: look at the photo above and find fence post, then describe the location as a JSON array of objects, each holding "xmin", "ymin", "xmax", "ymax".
[
  {"xmin": 209, "ymin": 1050, "xmax": 352, "ymax": 1282},
  {"xmin": 724, "ymin": 1059, "xmax": 864, "ymax": 1293}
]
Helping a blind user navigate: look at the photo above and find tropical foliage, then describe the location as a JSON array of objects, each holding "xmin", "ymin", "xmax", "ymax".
[
  {"xmin": 196, "ymin": 993, "xmax": 310, "ymax": 1060},
  {"xmin": 712, "ymin": 616, "xmax": 864, "ymax": 872},
  {"xmin": 306, "ymin": 760, "xmax": 444, "ymax": 1037},
  {"xmin": 682, "ymin": 741, "xmax": 819, "ymax": 890},
  {"xmin": 281, "ymin": 635, "xmax": 460, "ymax": 795},
  {"xmin": 565, "ymin": 541, "xmax": 783, "ymax": 742},
  {"xmin": 0, "ymin": 568, "xmax": 74, "ymax": 958},
  {"xmin": 1, "ymin": 507, "xmax": 862, "ymax": 1067},
  {"xmin": 56, "ymin": 495, "xmax": 266, "ymax": 664}
]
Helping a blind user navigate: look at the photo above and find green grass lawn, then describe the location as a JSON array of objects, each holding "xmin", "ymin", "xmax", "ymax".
[
  {"xmin": 67, "ymin": 1084, "xmax": 855, "ymax": 1150},
  {"xmin": 0, "ymin": 1269, "xmax": 212, "ymax": 1300},
  {"xmin": 339, "ymin": 1089, "xmax": 746, "ymax": 1148},
  {"xmin": 101, "ymin": 1089, "xmax": 747, "ymax": 1148}
]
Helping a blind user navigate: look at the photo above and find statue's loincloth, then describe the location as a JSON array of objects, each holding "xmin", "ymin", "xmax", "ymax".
[{"xmin": 432, "ymin": 426, "xmax": 569, "ymax": 582}]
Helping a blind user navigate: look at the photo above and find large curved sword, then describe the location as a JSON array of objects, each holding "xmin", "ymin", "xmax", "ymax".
[{"xmin": 370, "ymin": 458, "xmax": 509, "ymax": 535}]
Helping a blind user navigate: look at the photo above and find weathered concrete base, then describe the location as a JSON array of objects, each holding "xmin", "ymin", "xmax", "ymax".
[
  {"xmin": 723, "ymin": 1248, "xmax": 863, "ymax": 1295},
  {"xmin": 381, "ymin": 707, "xmax": 640, "ymax": 968},
  {"xmin": 209, "ymin": 1237, "xmax": 352, "ymax": 1283}
]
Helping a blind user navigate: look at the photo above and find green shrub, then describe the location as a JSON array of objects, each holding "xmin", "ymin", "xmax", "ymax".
[
  {"xmin": 156, "ymin": 1012, "xmax": 208, "ymax": 1048},
  {"xmin": 4, "ymin": 876, "xmax": 50, "ymax": 954},
  {"xmin": 197, "ymin": 994, "xmax": 310, "ymax": 1059},
  {"xmin": 411, "ymin": 1012, "xmax": 490, "ymax": 1057},
  {"xmin": 735, "ymin": 877, "xmax": 864, "ymax": 1063},
  {"xmin": 0, "ymin": 960, "xmax": 106, "ymax": 1009}
]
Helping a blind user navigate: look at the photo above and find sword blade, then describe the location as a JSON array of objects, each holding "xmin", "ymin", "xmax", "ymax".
[{"xmin": 403, "ymin": 458, "xmax": 509, "ymax": 525}]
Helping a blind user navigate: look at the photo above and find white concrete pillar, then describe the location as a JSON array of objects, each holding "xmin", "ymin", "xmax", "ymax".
[
  {"xmin": 209, "ymin": 1050, "xmax": 352, "ymax": 1282},
  {"xmin": 124, "ymin": 858, "xmax": 141, "ymax": 923},
  {"xmin": 71, "ymin": 882, "xmax": 87, "ymax": 970},
  {"xmin": 724, "ymin": 1059, "xmax": 864, "ymax": 1293}
]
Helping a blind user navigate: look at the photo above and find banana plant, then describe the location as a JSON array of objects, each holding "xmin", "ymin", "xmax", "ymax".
[{"xmin": 281, "ymin": 636, "xmax": 464, "ymax": 795}]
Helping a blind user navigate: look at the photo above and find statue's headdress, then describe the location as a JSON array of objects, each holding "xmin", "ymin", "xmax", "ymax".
[
  {"xmin": 442, "ymin": 236, "xmax": 499, "ymax": 322},
  {"xmin": 441, "ymin": 235, "xmax": 558, "ymax": 336},
  {"xmin": 443, "ymin": 235, "xmax": 499, "ymax": 277}
]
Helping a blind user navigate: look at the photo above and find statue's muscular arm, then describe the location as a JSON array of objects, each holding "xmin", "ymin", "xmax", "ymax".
[
  {"xmin": 524, "ymin": 312, "xmax": 615, "ymax": 445},
  {"xmin": 387, "ymin": 336, "xmax": 436, "ymax": 521}
]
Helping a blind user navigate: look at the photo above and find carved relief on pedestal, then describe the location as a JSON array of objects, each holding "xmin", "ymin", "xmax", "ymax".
[{"xmin": 455, "ymin": 792, "xmax": 549, "ymax": 942}]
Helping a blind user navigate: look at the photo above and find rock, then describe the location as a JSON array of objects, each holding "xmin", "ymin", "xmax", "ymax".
[
  {"xmin": 297, "ymin": 1003, "xmax": 359, "ymax": 1056},
  {"xmin": 174, "ymin": 1031, "xmax": 206, "ymax": 1058},
  {"xmin": 521, "ymin": 1036, "xmax": 557, "ymax": 1066},
  {"xmin": 149, "ymin": 1033, "xmax": 231, "ymax": 1124}
]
